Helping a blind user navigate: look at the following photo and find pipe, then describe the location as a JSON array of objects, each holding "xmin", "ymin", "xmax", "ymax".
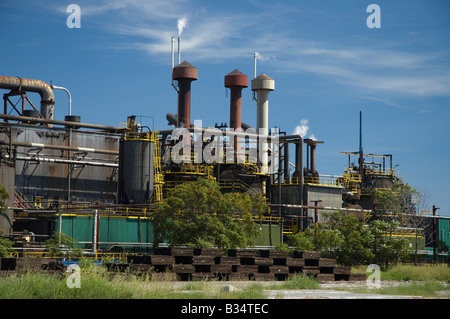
[
  {"xmin": 0, "ymin": 76, "xmax": 55, "ymax": 120},
  {"xmin": 178, "ymin": 37, "xmax": 181, "ymax": 65},
  {"xmin": 170, "ymin": 38, "xmax": 178, "ymax": 93},
  {"xmin": 284, "ymin": 142, "xmax": 290, "ymax": 183},
  {"xmin": 50, "ymin": 85, "xmax": 73, "ymax": 202},
  {"xmin": 51, "ymin": 85, "xmax": 71, "ymax": 116},
  {"xmin": 0, "ymin": 140, "xmax": 118, "ymax": 155},
  {"xmin": 279, "ymin": 134, "xmax": 304, "ymax": 227},
  {"xmin": 10, "ymin": 155, "xmax": 118, "ymax": 168},
  {"xmin": 0, "ymin": 114, "xmax": 126, "ymax": 132}
]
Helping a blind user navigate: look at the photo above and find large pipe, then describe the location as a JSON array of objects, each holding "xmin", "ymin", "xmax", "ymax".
[
  {"xmin": 0, "ymin": 140, "xmax": 118, "ymax": 155},
  {"xmin": 172, "ymin": 61, "xmax": 197, "ymax": 129},
  {"xmin": 280, "ymin": 134, "xmax": 304, "ymax": 223},
  {"xmin": 0, "ymin": 76, "xmax": 55, "ymax": 120},
  {"xmin": 224, "ymin": 70, "xmax": 248, "ymax": 153},
  {"xmin": 0, "ymin": 114, "xmax": 125, "ymax": 132},
  {"xmin": 284, "ymin": 142, "xmax": 290, "ymax": 183}
]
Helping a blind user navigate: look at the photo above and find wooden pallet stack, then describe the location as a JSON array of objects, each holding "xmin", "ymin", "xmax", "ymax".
[
  {"xmin": 0, "ymin": 248, "xmax": 366, "ymax": 282},
  {"xmin": 126, "ymin": 248, "xmax": 366, "ymax": 282}
]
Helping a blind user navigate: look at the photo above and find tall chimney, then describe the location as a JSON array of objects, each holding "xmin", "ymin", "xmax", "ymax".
[
  {"xmin": 251, "ymin": 73, "xmax": 275, "ymax": 173},
  {"xmin": 224, "ymin": 69, "xmax": 248, "ymax": 154},
  {"xmin": 172, "ymin": 61, "xmax": 198, "ymax": 129}
]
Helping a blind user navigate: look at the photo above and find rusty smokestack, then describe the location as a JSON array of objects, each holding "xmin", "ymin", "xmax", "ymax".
[
  {"xmin": 224, "ymin": 69, "xmax": 248, "ymax": 153},
  {"xmin": 172, "ymin": 61, "xmax": 197, "ymax": 129}
]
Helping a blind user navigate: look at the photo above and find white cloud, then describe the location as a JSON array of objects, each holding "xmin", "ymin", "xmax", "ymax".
[{"xmin": 49, "ymin": 0, "xmax": 450, "ymax": 98}]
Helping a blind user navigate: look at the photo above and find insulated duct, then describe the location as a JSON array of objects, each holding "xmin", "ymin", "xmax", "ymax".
[{"xmin": 0, "ymin": 76, "xmax": 55, "ymax": 120}]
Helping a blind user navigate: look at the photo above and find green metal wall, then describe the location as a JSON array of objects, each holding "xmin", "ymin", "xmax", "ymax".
[
  {"xmin": 439, "ymin": 218, "xmax": 450, "ymax": 248},
  {"xmin": 55, "ymin": 215, "xmax": 279, "ymax": 250},
  {"xmin": 254, "ymin": 224, "xmax": 282, "ymax": 247},
  {"xmin": 55, "ymin": 214, "xmax": 154, "ymax": 251}
]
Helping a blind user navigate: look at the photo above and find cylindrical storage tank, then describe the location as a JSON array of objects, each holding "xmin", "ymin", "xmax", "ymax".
[{"xmin": 118, "ymin": 139, "xmax": 154, "ymax": 204}]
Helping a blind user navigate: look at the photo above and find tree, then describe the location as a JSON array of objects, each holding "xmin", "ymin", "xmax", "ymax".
[
  {"xmin": 369, "ymin": 220, "xmax": 410, "ymax": 269},
  {"xmin": 152, "ymin": 178, "xmax": 266, "ymax": 249},
  {"xmin": 371, "ymin": 182, "xmax": 418, "ymax": 221},
  {"xmin": 0, "ymin": 184, "xmax": 13, "ymax": 257},
  {"xmin": 46, "ymin": 232, "xmax": 83, "ymax": 259},
  {"xmin": 372, "ymin": 183, "xmax": 430, "ymax": 265},
  {"xmin": 288, "ymin": 210, "xmax": 410, "ymax": 268},
  {"xmin": 326, "ymin": 211, "xmax": 373, "ymax": 266}
]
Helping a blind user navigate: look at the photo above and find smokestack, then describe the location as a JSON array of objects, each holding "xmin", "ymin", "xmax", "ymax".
[
  {"xmin": 0, "ymin": 75, "xmax": 55, "ymax": 120},
  {"xmin": 251, "ymin": 73, "xmax": 275, "ymax": 173},
  {"xmin": 177, "ymin": 37, "xmax": 181, "ymax": 65},
  {"xmin": 172, "ymin": 61, "xmax": 197, "ymax": 129},
  {"xmin": 224, "ymin": 70, "xmax": 248, "ymax": 154}
]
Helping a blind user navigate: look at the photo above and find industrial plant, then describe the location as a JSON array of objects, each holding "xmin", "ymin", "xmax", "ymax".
[{"xmin": 0, "ymin": 37, "xmax": 449, "ymax": 268}]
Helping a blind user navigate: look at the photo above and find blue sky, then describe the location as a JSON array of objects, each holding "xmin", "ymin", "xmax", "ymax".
[{"xmin": 1, "ymin": 0, "xmax": 449, "ymax": 215}]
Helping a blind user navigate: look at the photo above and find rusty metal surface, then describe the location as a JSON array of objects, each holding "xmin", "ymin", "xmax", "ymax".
[{"xmin": 0, "ymin": 76, "xmax": 54, "ymax": 119}]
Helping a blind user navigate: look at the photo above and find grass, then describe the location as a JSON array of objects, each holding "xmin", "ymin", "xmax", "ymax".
[
  {"xmin": 341, "ymin": 263, "xmax": 450, "ymax": 298},
  {"xmin": 0, "ymin": 263, "xmax": 448, "ymax": 299}
]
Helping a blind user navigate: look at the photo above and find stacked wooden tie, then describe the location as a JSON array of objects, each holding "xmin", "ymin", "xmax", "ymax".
[{"xmin": 126, "ymin": 248, "xmax": 366, "ymax": 282}]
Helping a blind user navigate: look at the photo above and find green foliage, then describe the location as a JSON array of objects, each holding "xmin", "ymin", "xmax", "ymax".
[
  {"xmin": 45, "ymin": 232, "xmax": 83, "ymax": 259},
  {"xmin": 288, "ymin": 211, "xmax": 411, "ymax": 269},
  {"xmin": 277, "ymin": 274, "xmax": 320, "ymax": 290},
  {"xmin": 371, "ymin": 183, "xmax": 417, "ymax": 216},
  {"xmin": 152, "ymin": 178, "xmax": 266, "ymax": 249},
  {"xmin": 0, "ymin": 184, "xmax": 8, "ymax": 213},
  {"xmin": 0, "ymin": 184, "xmax": 13, "ymax": 257}
]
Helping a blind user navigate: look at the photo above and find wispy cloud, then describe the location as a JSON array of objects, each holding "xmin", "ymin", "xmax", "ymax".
[{"xmin": 47, "ymin": 0, "xmax": 450, "ymax": 99}]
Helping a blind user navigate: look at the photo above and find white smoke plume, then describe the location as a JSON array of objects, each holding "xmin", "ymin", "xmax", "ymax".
[
  {"xmin": 177, "ymin": 16, "xmax": 188, "ymax": 36},
  {"xmin": 293, "ymin": 119, "xmax": 317, "ymax": 140},
  {"xmin": 255, "ymin": 51, "xmax": 274, "ymax": 62}
]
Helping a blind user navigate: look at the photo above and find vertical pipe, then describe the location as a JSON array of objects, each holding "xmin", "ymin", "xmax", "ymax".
[
  {"xmin": 93, "ymin": 209, "xmax": 98, "ymax": 254},
  {"xmin": 171, "ymin": 37, "xmax": 175, "ymax": 70},
  {"xmin": 177, "ymin": 37, "xmax": 181, "ymax": 65},
  {"xmin": 284, "ymin": 142, "xmax": 290, "ymax": 183},
  {"xmin": 359, "ymin": 110, "xmax": 363, "ymax": 176}
]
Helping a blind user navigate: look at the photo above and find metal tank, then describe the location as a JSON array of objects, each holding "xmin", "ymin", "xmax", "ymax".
[{"xmin": 118, "ymin": 138, "xmax": 154, "ymax": 205}]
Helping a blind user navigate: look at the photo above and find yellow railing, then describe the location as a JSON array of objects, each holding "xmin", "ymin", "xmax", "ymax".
[
  {"xmin": 10, "ymin": 251, "xmax": 133, "ymax": 262},
  {"xmin": 303, "ymin": 175, "xmax": 344, "ymax": 188},
  {"xmin": 219, "ymin": 179, "xmax": 260, "ymax": 196},
  {"xmin": 150, "ymin": 131, "xmax": 164, "ymax": 202}
]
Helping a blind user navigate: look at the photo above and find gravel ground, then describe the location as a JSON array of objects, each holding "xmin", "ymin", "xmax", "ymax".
[{"xmin": 166, "ymin": 280, "xmax": 450, "ymax": 299}]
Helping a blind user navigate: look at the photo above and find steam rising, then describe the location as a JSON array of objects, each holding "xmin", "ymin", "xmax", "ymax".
[
  {"xmin": 293, "ymin": 119, "xmax": 317, "ymax": 140},
  {"xmin": 177, "ymin": 16, "xmax": 187, "ymax": 36}
]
